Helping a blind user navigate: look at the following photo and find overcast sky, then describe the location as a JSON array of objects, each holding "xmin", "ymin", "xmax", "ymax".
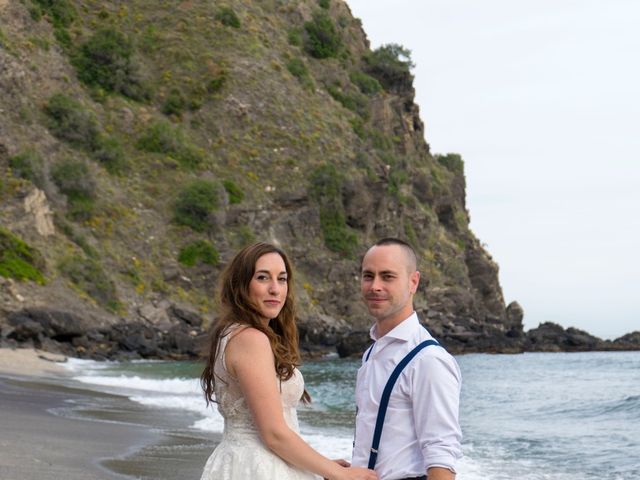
[{"xmin": 347, "ymin": 0, "xmax": 640, "ymax": 339}]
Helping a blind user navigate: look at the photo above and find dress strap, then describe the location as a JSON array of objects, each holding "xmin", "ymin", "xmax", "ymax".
[{"xmin": 219, "ymin": 324, "xmax": 250, "ymax": 376}]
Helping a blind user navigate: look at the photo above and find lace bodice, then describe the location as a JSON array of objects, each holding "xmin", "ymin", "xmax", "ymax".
[
  {"xmin": 200, "ymin": 324, "xmax": 318, "ymax": 480},
  {"xmin": 214, "ymin": 325, "xmax": 305, "ymax": 436}
]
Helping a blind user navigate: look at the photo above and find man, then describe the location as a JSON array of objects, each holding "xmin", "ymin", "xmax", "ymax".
[{"xmin": 352, "ymin": 238, "xmax": 462, "ymax": 480}]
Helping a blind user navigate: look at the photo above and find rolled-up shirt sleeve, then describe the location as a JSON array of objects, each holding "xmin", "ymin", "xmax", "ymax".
[{"xmin": 409, "ymin": 351, "xmax": 463, "ymax": 472}]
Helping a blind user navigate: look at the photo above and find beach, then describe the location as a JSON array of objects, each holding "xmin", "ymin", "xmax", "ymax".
[{"xmin": 0, "ymin": 348, "xmax": 216, "ymax": 480}]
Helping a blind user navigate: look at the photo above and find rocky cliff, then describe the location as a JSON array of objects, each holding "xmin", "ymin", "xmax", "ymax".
[{"xmin": 1, "ymin": 0, "xmax": 636, "ymax": 359}]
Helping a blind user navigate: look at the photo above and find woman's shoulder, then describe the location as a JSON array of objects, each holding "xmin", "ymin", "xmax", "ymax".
[{"xmin": 225, "ymin": 324, "xmax": 270, "ymax": 350}]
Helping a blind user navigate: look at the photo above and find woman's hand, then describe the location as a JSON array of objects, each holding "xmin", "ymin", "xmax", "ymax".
[{"xmin": 331, "ymin": 465, "xmax": 378, "ymax": 480}]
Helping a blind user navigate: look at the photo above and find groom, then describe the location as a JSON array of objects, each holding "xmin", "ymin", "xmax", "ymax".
[{"xmin": 352, "ymin": 238, "xmax": 462, "ymax": 480}]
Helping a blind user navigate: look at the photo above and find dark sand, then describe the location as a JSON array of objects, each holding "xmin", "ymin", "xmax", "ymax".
[{"xmin": 0, "ymin": 374, "xmax": 218, "ymax": 480}]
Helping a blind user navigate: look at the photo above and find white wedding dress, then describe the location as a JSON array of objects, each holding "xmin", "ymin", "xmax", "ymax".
[{"xmin": 200, "ymin": 325, "xmax": 319, "ymax": 480}]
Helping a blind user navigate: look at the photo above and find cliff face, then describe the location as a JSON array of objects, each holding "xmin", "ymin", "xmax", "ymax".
[{"xmin": 0, "ymin": 0, "xmax": 521, "ymax": 358}]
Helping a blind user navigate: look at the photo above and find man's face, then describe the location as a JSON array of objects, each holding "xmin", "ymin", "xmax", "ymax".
[{"xmin": 360, "ymin": 244, "xmax": 420, "ymax": 324}]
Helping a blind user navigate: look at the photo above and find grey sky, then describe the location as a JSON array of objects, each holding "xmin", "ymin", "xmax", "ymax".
[{"xmin": 347, "ymin": 0, "xmax": 640, "ymax": 339}]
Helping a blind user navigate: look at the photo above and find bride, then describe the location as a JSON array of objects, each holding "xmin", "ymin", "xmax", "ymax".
[{"xmin": 200, "ymin": 242, "xmax": 377, "ymax": 480}]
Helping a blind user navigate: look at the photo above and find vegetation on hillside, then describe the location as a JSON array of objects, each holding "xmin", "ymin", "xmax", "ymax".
[
  {"xmin": 0, "ymin": 228, "xmax": 46, "ymax": 284},
  {"xmin": 0, "ymin": 0, "xmax": 481, "ymax": 326}
]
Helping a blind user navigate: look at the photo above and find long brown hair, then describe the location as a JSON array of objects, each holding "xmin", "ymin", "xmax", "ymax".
[{"xmin": 200, "ymin": 242, "xmax": 309, "ymax": 405}]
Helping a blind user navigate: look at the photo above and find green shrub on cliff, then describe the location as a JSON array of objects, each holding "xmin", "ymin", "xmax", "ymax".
[
  {"xmin": 162, "ymin": 88, "xmax": 188, "ymax": 116},
  {"xmin": 51, "ymin": 159, "xmax": 96, "ymax": 220},
  {"xmin": 222, "ymin": 180, "xmax": 244, "ymax": 204},
  {"xmin": 30, "ymin": 0, "xmax": 76, "ymax": 50},
  {"xmin": 44, "ymin": 94, "xmax": 101, "ymax": 150},
  {"xmin": 364, "ymin": 43, "xmax": 414, "ymax": 91},
  {"xmin": 286, "ymin": 58, "xmax": 314, "ymax": 90},
  {"xmin": 0, "ymin": 228, "xmax": 46, "ymax": 284},
  {"xmin": 8, "ymin": 150, "xmax": 46, "ymax": 188},
  {"xmin": 173, "ymin": 179, "xmax": 221, "ymax": 232},
  {"xmin": 93, "ymin": 136, "xmax": 126, "ymax": 174},
  {"xmin": 136, "ymin": 121, "xmax": 204, "ymax": 169},
  {"xmin": 44, "ymin": 93, "xmax": 126, "ymax": 174},
  {"xmin": 216, "ymin": 6, "xmax": 241, "ymax": 28},
  {"xmin": 304, "ymin": 11, "xmax": 342, "ymax": 59},
  {"xmin": 288, "ymin": 28, "xmax": 303, "ymax": 47},
  {"xmin": 309, "ymin": 165, "xmax": 358, "ymax": 256},
  {"xmin": 326, "ymin": 84, "xmax": 369, "ymax": 119},
  {"xmin": 178, "ymin": 240, "xmax": 219, "ymax": 267},
  {"xmin": 349, "ymin": 70, "xmax": 382, "ymax": 95},
  {"xmin": 31, "ymin": 0, "xmax": 77, "ymax": 28},
  {"xmin": 73, "ymin": 27, "xmax": 149, "ymax": 101},
  {"xmin": 286, "ymin": 58, "xmax": 309, "ymax": 79},
  {"xmin": 435, "ymin": 153, "xmax": 464, "ymax": 174},
  {"xmin": 0, "ymin": 27, "xmax": 9, "ymax": 51},
  {"xmin": 58, "ymin": 256, "xmax": 118, "ymax": 311}
]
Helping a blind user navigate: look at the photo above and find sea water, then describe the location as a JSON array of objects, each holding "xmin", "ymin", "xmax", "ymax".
[{"xmin": 65, "ymin": 351, "xmax": 640, "ymax": 479}]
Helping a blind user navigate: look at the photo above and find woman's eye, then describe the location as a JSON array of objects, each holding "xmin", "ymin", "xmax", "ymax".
[{"xmin": 278, "ymin": 277, "xmax": 287, "ymax": 283}]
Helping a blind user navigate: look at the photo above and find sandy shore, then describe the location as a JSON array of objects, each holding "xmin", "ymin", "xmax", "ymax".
[
  {"xmin": 0, "ymin": 348, "xmax": 216, "ymax": 480},
  {"xmin": 0, "ymin": 347, "xmax": 69, "ymax": 377}
]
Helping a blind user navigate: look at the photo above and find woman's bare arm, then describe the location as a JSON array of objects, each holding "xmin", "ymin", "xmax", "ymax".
[{"xmin": 225, "ymin": 328, "xmax": 376, "ymax": 480}]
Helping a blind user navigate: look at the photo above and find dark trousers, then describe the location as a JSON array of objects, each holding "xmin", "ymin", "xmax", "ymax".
[{"xmin": 398, "ymin": 477, "xmax": 426, "ymax": 480}]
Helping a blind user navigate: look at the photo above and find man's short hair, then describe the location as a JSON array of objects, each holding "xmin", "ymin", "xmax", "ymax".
[{"xmin": 371, "ymin": 237, "xmax": 418, "ymax": 271}]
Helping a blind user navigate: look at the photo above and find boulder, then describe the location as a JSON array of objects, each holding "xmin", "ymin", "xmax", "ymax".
[
  {"xmin": 614, "ymin": 331, "xmax": 640, "ymax": 347},
  {"xmin": 505, "ymin": 301, "xmax": 524, "ymax": 329},
  {"xmin": 168, "ymin": 305, "xmax": 203, "ymax": 327},
  {"xmin": 336, "ymin": 331, "xmax": 373, "ymax": 358},
  {"xmin": 526, "ymin": 322, "xmax": 604, "ymax": 352},
  {"xmin": 8, "ymin": 308, "xmax": 84, "ymax": 342}
]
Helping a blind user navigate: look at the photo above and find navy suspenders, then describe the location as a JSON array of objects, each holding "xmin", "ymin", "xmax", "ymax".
[{"xmin": 363, "ymin": 339, "xmax": 441, "ymax": 470}]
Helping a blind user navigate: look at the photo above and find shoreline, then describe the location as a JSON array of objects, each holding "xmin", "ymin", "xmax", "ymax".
[{"xmin": 0, "ymin": 348, "xmax": 217, "ymax": 480}]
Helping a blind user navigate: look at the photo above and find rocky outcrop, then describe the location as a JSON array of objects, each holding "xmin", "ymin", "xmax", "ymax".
[
  {"xmin": 613, "ymin": 331, "xmax": 640, "ymax": 347},
  {"xmin": 336, "ymin": 331, "xmax": 373, "ymax": 358},
  {"xmin": 24, "ymin": 189, "xmax": 55, "ymax": 237},
  {"xmin": 335, "ymin": 320, "xmax": 640, "ymax": 358},
  {"xmin": 1, "ymin": 305, "xmax": 207, "ymax": 361}
]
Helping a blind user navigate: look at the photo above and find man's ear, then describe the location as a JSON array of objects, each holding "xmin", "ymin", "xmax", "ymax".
[{"xmin": 409, "ymin": 270, "xmax": 420, "ymax": 294}]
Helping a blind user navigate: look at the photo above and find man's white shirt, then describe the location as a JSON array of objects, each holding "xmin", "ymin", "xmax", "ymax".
[{"xmin": 352, "ymin": 312, "xmax": 463, "ymax": 479}]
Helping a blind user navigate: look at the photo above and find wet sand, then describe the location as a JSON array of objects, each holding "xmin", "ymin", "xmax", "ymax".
[{"xmin": 0, "ymin": 348, "xmax": 217, "ymax": 480}]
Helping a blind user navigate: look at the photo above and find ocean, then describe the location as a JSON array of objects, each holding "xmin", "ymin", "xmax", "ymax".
[{"xmin": 63, "ymin": 351, "xmax": 640, "ymax": 479}]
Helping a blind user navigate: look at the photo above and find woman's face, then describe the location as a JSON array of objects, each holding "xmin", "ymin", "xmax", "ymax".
[{"xmin": 249, "ymin": 252, "xmax": 288, "ymax": 322}]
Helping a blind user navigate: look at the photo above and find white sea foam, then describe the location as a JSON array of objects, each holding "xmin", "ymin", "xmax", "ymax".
[
  {"xmin": 74, "ymin": 374, "xmax": 199, "ymax": 394},
  {"xmin": 300, "ymin": 427, "xmax": 353, "ymax": 460},
  {"xmin": 64, "ymin": 359, "xmax": 216, "ymax": 424},
  {"xmin": 64, "ymin": 357, "xmax": 111, "ymax": 372},
  {"xmin": 191, "ymin": 414, "xmax": 225, "ymax": 433}
]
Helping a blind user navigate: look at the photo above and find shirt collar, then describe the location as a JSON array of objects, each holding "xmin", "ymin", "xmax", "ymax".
[{"xmin": 369, "ymin": 311, "xmax": 419, "ymax": 342}]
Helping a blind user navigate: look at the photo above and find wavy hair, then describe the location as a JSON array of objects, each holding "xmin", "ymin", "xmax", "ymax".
[{"xmin": 201, "ymin": 242, "xmax": 309, "ymax": 405}]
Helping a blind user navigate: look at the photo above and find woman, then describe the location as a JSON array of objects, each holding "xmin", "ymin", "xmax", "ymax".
[{"xmin": 200, "ymin": 242, "xmax": 377, "ymax": 480}]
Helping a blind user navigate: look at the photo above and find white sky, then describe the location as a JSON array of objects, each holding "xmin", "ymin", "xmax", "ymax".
[{"xmin": 347, "ymin": 0, "xmax": 640, "ymax": 339}]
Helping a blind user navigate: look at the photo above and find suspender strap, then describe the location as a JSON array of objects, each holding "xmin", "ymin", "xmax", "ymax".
[
  {"xmin": 367, "ymin": 339, "xmax": 440, "ymax": 470},
  {"xmin": 364, "ymin": 342, "xmax": 376, "ymax": 362}
]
